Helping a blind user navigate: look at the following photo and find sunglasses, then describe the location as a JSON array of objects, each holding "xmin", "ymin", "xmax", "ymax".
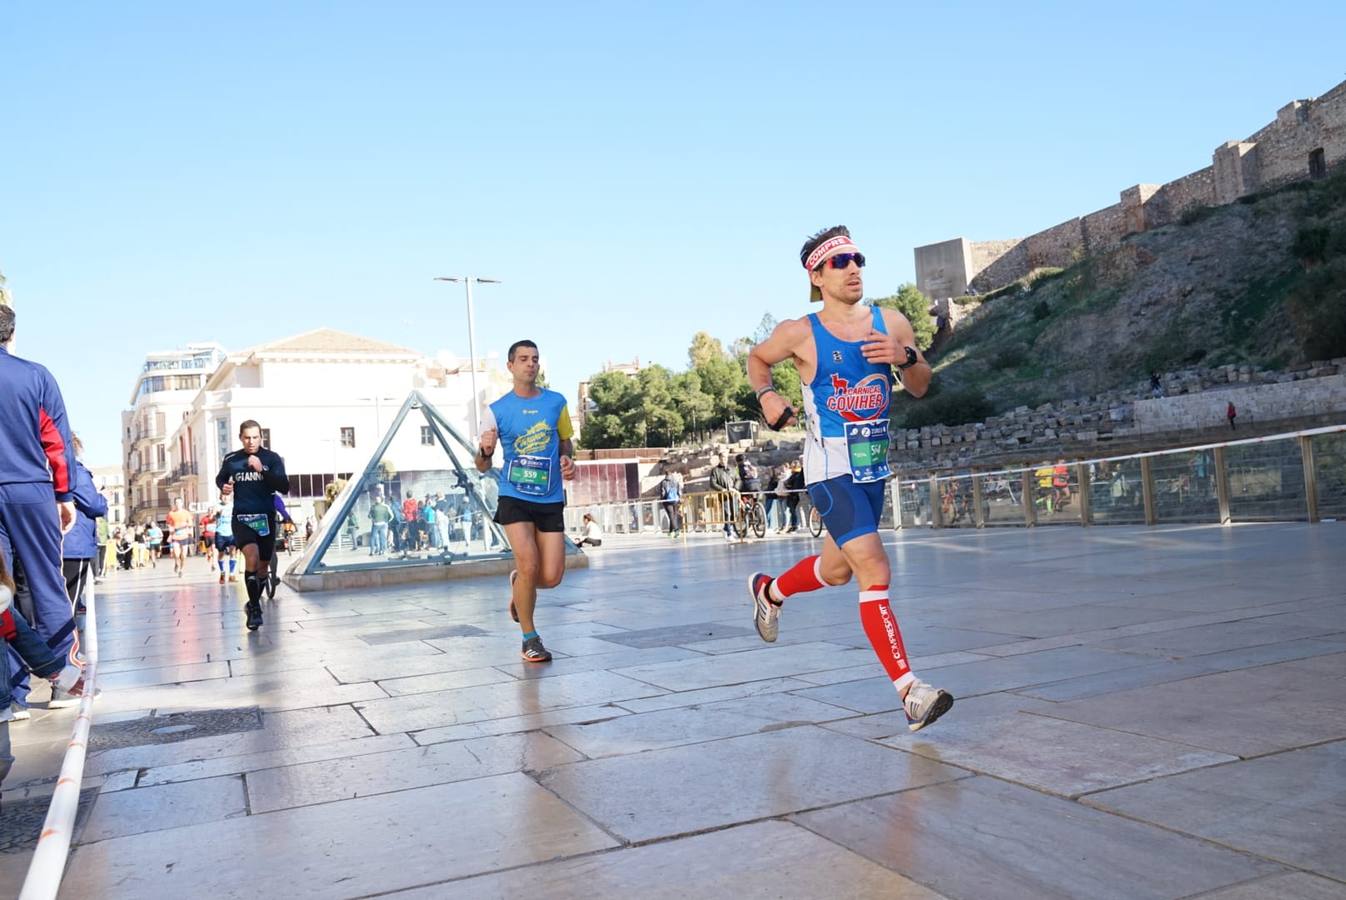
[{"xmin": 826, "ymin": 252, "xmax": 866, "ymax": 270}]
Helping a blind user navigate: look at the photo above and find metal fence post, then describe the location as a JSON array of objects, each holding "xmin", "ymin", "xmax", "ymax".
[
  {"xmin": 1301, "ymin": 435, "xmax": 1319, "ymax": 523},
  {"xmin": 1213, "ymin": 445, "xmax": 1231, "ymax": 524},
  {"xmin": 1022, "ymin": 469, "xmax": 1036, "ymax": 527},
  {"xmin": 1076, "ymin": 462, "xmax": 1092, "ymax": 525},
  {"xmin": 1140, "ymin": 456, "xmax": 1157, "ymax": 525},
  {"xmin": 891, "ymin": 479, "xmax": 903, "ymax": 530},
  {"xmin": 929, "ymin": 476, "xmax": 943, "ymax": 529}
]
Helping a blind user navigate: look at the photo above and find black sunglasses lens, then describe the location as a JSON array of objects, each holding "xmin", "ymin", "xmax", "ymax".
[{"xmin": 829, "ymin": 253, "xmax": 865, "ymax": 269}]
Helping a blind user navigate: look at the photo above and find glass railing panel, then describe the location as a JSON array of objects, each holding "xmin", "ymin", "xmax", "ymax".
[
  {"xmin": 1027, "ymin": 462, "xmax": 1082, "ymax": 525},
  {"xmin": 981, "ymin": 471, "xmax": 1026, "ymax": 526},
  {"xmin": 1312, "ymin": 432, "xmax": 1346, "ymax": 520},
  {"xmin": 1227, "ymin": 439, "xmax": 1307, "ymax": 522},
  {"xmin": 936, "ymin": 473, "xmax": 977, "ymax": 528},
  {"xmin": 1153, "ymin": 449, "xmax": 1219, "ymax": 523},
  {"xmin": 1089, "ymin": 458, "xmax": 1146, "ymax": 524}
]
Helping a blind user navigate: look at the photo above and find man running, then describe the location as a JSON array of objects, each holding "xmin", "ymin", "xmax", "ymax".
[
  {"xmin": 214, "ymin": 503, "xmax": 237, "ymax": 583},
  {"xmin": 745, "ymin": 225, "xmax": 953, "ymax": 733},
  {"xmin": 166, "ymin": 497, "xmax": 194, "ymax": 577},
  {"xmin": 474, "ymin": 339, "xmax": 576, "ymax": 663},
  {"xmin": 215, "ymin": 421, "xmax": 288, "ymax": 631}
]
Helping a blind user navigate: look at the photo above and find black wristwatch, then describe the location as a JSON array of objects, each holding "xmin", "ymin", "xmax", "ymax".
[{"xmin": 895, "ymin": 346, "xmax": 919, "ymax": 370}]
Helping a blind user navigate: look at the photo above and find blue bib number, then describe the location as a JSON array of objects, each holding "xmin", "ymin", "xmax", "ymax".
[
  {"xmin": 845, "ymin": 420, "xmax": 892, "ymax": 483},
  {"xmin": 237, "ymin": 513, "xmax": 271, "ymax": 537},
  {"xmin": 507, "ymin": 455, "xmax": 552, "ymax": 497}
]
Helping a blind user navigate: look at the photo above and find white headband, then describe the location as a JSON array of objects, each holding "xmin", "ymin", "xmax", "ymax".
[{"xmin": 804, "ymin": 235, "xmax": 860, "ymax": 271}]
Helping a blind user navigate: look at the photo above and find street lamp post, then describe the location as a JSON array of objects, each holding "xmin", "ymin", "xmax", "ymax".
[{"xmin": 433, "ymin": 276, "xmax": 501, "ymax": 438}]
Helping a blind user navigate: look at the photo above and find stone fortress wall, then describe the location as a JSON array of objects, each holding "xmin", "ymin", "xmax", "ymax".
[{"xmin": 915, "ymin": 79, "xmax": 1346, "ymax": 302}]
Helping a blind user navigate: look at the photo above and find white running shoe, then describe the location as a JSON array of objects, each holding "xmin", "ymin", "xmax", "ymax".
[
  {"xmin": 903, "ymin": 680, "xmax": 954, "ymax": 733},
  {"xmin": 748, "ymin": 572, "xmax": 780, "ymax": 642}
]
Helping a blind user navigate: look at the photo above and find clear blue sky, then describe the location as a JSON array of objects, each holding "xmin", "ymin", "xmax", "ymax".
[{"xmin": 4, "ymin": 2, "xmax": 1344, "ymax": 465}]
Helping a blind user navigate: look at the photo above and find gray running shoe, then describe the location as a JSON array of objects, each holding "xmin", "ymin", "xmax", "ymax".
[
  {"xmin": 749, "ymin": 572, "xmax": 780, "ymax": 643},
  {"xmin": 521, "ymin": 635, "xmax": 552, "ymax": 663},
  {"xmin": 903, "ymin": 680, "xmax": 954, "ymax": 733}
]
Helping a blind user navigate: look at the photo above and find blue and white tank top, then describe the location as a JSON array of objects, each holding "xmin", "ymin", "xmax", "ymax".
[
  {"xmin": 481, "ymin": 388, "xmax": 574, "ymax": 505},
  {"xmin": 801, "ymin": 305, "xmax": 894, "ymax": 485}
]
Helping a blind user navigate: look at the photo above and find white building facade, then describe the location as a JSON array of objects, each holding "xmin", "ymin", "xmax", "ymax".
[
  {"xmin": 121, "ymin": 343, "xmax": 227, "ymax": 525},
  {"xmin": 167, "ymin": 329, "xmax": 511, "ymax": 525},
  {"xmin": 91, "ymin": 465, "xmax": 126, "ymax": 530}
]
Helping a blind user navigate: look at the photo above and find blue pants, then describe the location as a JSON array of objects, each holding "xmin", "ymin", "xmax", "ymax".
[{"xmin": 0, "ymin": 482, "xmax": 79, "ymax": 707}]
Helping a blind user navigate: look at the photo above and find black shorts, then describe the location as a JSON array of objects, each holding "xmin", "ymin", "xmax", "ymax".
[
  {"xmin": 232, "ymin": 512, "xmax": 277, "ymax": 560},
  {"xmin": 493, "ymin": 496, "xmax": 565, "ymax": 532}
]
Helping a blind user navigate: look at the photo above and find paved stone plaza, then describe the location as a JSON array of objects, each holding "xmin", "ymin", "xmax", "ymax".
[{"xmin": 3, "ymin": 524, "xmax": 1345, "ymax": 899}]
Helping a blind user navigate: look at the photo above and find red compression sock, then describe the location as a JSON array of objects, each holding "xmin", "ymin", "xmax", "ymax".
[
  {"xmin": 770, "ymin": 555, "xmax": 826, "ymax": 602},
  {"xmin": 858, "ymin": 585, "xmax": 914, "ymax": 692}
]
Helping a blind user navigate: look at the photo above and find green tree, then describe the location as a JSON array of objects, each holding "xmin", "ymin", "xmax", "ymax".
[
  {"xmin": 688, "ymin": 331, "xmax": 726, "ymax": 368},
  {"xmin": 872, "ymin": 283, "xmax": 936, "ymax": 350},
  {"xmin": 671, "ymin": 370, "xmax": 714, "ymax": 441}
]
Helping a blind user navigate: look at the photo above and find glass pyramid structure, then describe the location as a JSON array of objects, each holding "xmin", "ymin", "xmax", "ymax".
[{"xmin": 293, "ymin": 391, "xmax": 512, "ymax": 575}]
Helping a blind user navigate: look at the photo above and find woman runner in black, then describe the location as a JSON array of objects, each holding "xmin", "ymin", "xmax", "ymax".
[{"xmin": 215, "ymin": 420, "xmax": 289, "ymax": 631}]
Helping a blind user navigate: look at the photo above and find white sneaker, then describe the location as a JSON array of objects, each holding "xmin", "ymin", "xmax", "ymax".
[
  {"xmin": 903, "ymin": 680, "xmax": 954, "ymax": 733},
  {"xmin": 9, "ymin": 703, "xmax": 31, "ymax": 721},
  {"xmin": 748, "ymin": 572, "xmax": 780, "ymax": 642}
]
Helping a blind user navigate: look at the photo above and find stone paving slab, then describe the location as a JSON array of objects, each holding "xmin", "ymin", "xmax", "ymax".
[
  {"xmin": 61, "ymin": 773, "xmax": 618, "ymax": 899},
  {"xmin": 79, "ymin": 775, "xmax": 246, "ymax": 843},
  {"xmin": 388, "ymin": 820, "xmax": 948, "ymax": 899},
  {"xmin": 539, "ymin": 725, "xmax": 968, "ymax": 844},
  {"xmin": 544, "ymin": 691, "xmax": 856, "ymax": 758},
  {"xmin": 1, "ymin": 523, "xmax": 1338, "ymax": 899},
  {"xmin": 1082, "ymin": 740, "xmax": 1346, "ymax": 880},
  {"xmin": 794, "ymin": 776, "xmax": 1283, "ymax": 900},
  {"xmin": 886, "ymin": 708, "xmax": 1237, "ymax": 797},
  {"xmin": 246, "ymin": 731, "xmax": 583, "ymax": 813},
  {"xmin": 354, "ymin": 669, "xmax": 667, "ymax": 734},
  {"xmin": 1037, "ymin": 652, "xmax": 1346, "ymax": 757},
  {"xmin": 137, "ymin": 733, "xmax": 415, "ymax": 788}
]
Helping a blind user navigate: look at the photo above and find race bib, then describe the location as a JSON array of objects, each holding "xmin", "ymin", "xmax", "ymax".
[
  {"xmin": 236, "ymin": 513, "xmax": 271, "ymax": 537},
  {"xmin": 507, "ymin": 455, "xmax": 552, "ymax": 496},
  {"xmin": 845, "ymin": 420, "xmax": 892, "ymax": 483},
  {"xmin": 173, "ymin": 527, "xmax": 193, "ymax": 541}
]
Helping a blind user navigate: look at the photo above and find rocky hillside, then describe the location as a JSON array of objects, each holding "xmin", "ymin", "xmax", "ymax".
[{"xmin": 908, "ymin": 167, "xmax": 1346, "ymax": 428}]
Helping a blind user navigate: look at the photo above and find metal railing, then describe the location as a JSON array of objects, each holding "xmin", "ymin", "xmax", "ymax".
[
  {"xmin": 894, "ymin": 424, "xmax": 1346, "ymax": 529},
  {"xmin": 20, "ymin": 580, "xmax": 99, "ymax": 900},
  {"xmin": 562, "ymin": 425, "xmax": 1345, "ymax": 537},
  {"xmin": 564, "ymin": 489, "xmax": 818, "ymax": 536}
]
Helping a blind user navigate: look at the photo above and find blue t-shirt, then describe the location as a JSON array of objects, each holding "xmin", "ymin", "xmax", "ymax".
[{"xmin": 481, "ymin": 388, "xmax": 573, "ymax": 505}]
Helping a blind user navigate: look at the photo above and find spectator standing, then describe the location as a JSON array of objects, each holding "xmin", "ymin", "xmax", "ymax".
[
  {"xmin": 784, "ymin": 460, "xmax": 804, "ymax": 532},
  {"xmin": 659, "ymin": 469, "xmax": 682, "ymax": 537},
  {"xmin": 709, "ymin": 454, "xmax": 741, "ymax": 542},
  {"xmin": 368, "ymin": 493, "xmax": 393, "ymax": 556},
  {"xmin": 0, "ymin": 304, "xmax": 83, "ymax": 716},
  {"xmin": 61, "ymin": 438, "xmax": 106, "ymax": 686},
  {"xmin": 94, "ymin": 508, "xmax": 110, "ymax": 584},
  {"xmin": 1227, "ymin": 400, "xmax": 1237, "ymax": 431}
]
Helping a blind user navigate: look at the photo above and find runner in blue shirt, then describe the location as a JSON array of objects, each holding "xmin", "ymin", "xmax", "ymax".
[
  {"xmin": 475, "ymin": 339, "xmax": 576, "ymax": 663},
  {"xmin": 744, "ymin": 225, "xmax": 954, "ymax": 734}
]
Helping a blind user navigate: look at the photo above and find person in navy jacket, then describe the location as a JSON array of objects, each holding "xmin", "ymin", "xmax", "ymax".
[
  {"xmin": 0, "ymin": 305, "xmax": 82, "ymax": 715},
  {"xmin": 60, "ymin": 440, "xmax": 107, "ymax": 678}
]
